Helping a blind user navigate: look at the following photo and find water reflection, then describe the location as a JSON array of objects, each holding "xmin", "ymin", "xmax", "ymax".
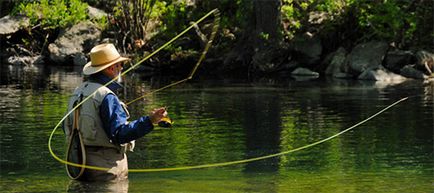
[
  {"xmin": 0, "ymin": 63, "xmax": 82, "ymax": 90},
  {"xmin": 67, "ymin": 180, "xmax": 129, "ymax": 193}
]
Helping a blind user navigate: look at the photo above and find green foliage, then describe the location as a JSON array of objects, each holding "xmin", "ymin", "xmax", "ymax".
[
  {"xmin": 316, "ymin": 0, "xmax": 353, "ymax": 14},
  {"xmin": 279, "ymin": 0, "xmax": 422, "ymax": 47},
  {"xmin": 152, "ymin": 0, "xmax": 193, "ymax": 52},
  {"xmin": 92, "ymin": 14, "xmax": 108, "ymax": 30},
  {"xmin": 355, "ymin": 0, "xmax": 417, "ymax": 44},
  {"xmin": 157, "ymin": 0, "xmax": 190, "ymax": 38},
  {"xmin": 259, "ymin": 32, "xmax": 270, "ymax": 40},
  {"xmin": 281, "ymin": 0, "xmax": 354, "ymax": 39},
  {"xmin": 17, "ymin": 0, "xmax": 88, "ymax": 29}
]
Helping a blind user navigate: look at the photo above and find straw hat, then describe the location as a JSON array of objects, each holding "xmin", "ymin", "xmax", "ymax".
[{"xmin": 83, "ymin": 43, "xmax": 130, "ymax": 75}]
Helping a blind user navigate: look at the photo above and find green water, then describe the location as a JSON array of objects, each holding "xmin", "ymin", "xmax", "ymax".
[{"xmin": 0, "ymin": 77, "xmax": 432, "ymax": 193}]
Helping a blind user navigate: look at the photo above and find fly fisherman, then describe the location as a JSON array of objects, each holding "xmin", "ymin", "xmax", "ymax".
[{"xmin": 63, "ymin": 43, "xmax": 167, "ymax": 181}]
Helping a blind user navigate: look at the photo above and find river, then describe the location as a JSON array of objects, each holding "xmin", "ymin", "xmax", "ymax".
[{"xmin": 0, "ymin": 64, "xmax": 432, "ymax": 192}]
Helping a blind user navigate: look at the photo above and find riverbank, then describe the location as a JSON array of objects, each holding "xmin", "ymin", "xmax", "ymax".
[{"xmin": 1, "ymin": 1, "xmax": 433, "ymax": 83}]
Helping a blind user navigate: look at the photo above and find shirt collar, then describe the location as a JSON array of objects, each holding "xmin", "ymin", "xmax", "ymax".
[{"xmin": 89, "ymin": 73, "xmax": 123, "ymax": 92}]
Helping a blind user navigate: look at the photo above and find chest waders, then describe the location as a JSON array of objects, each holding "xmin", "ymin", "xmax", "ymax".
[{"xmin": 66, "ymin": 94, "xmax": 86, "ymax": 180}]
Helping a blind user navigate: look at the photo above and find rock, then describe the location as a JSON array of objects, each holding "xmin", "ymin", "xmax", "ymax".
[
  {"xmin": 308, "ymin": 11, "xmax": 329, "ymax": 25},
  {"xmin": 358, "ymin": 67, "xmax": 406, "ymax": 82},
  {"xmin": 384, "ymin": 50, "xmax": 414, "ymax": 73},
  {"xmin": 0, "ymin": 15, "xmax": 30, "ymax": 35},
  {"xmin": 73, "ymin": 53, "xmax": 88, "ymax": 66},
  {"xmin": 348, "ymin": 41, "xmax": 389, "ymax": 74},
  {"xmin": 400, "ymin": 65, "xmax": 428, "ymax": 79},
  {"xmin": 415, "ymin": 50, "xmax": 434, "ymax": 74},
  {"xmin": 291, "ymin": 67, "xmax": 319, "ymax": 76},
  {"xmin": 7, "ymin": 55, "xmax": 45, "ymax": 66},
  {"xmin": 325, "ymin": 47, "xmax": 347, "ymax": 76},
  {"xmin": 87, "ymin": 6, "xmax": 106, "ymax": 20},
  {"xmin": 48, "ymin": 21, "xmax": 101, "ymax": 65},
  {"xmin": 291, "ymin": 67, "xmax": 319, "ymax": 81},
  {"xmin": 290, "ymin": 34, "xmax": 322, "ymax": 65}
]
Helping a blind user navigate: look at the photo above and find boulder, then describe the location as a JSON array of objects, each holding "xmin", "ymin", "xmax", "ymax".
[
  {"xmin": 384, "ymin": 50, "xmax": 414, "ymax": 73},
  {"xmin": 325, "ymin": 47, "xmax": 347, "ymax": 76},
  {"xmin": 400, "ymin": 65, "xmax": 428, "ymax": 79},
  {"xmin": 87, "ymin": 6, "xmax": 106, "ymax": 20},
  {"xmin": 348, "ymin": 41, "xmax": 388, "ymax": 74},
  {"xmin": 0, "ymin": 15, "xmax": 29, "ymax": 35},
  {"xmin": 358, "ymin": 67, "xmax": 406, "ymax": 82},
  {"xmin": 48, "ymin": 21, "xmax": 101, "ymax": 65}
]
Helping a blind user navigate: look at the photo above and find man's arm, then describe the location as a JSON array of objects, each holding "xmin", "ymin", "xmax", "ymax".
[{"xmin": 100, "ymin": 94, "xmax": 154, "ymax": 144}]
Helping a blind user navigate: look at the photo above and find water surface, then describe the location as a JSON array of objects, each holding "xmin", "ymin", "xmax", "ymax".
[{"xmin": 0, "ymin": 65, "xmax": 432, "ymax": 192}]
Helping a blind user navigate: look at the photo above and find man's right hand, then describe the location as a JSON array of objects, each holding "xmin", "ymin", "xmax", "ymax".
[{"xmin": 149, "ymin": 107, "xmax": 168, "ymax": 124}]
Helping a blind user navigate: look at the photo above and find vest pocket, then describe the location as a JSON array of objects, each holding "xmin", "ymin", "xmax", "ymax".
[{"xmin": 79, "ymin": 114, "xmax": 98, "ymax": 142}]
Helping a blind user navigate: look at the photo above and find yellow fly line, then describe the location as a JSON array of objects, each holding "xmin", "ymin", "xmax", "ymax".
[{"xmin": 48, "ymin": 8, "xmax": 409, "ymax": 173}]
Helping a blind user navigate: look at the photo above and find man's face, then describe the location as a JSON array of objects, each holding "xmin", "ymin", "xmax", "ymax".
[{"xmin": 106, "ymin": 62, "xmax": 124, "ymax": 79}]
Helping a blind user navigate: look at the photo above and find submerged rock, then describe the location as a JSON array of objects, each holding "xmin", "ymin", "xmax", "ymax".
[
  {"xmin": 291, "ymin": 67, "xmax": 319, "ymax": 76},
  {"xmin": 7, "ymin": 55, "xmax": 45, "ymax": 66},
  {"xmin": 358, "ymin": 67, "xmax": 406, "ymax": 82}
]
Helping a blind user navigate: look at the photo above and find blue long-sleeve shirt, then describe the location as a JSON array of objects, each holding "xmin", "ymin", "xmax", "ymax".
[{"xmin": 91, "ymin": 73, "xmax": 154, "ymax": 144}]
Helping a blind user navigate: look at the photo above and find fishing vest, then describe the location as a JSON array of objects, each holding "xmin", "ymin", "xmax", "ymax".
[{"xmin": 65, "ymin": 81, "xmax": 122, "ymax": 149}]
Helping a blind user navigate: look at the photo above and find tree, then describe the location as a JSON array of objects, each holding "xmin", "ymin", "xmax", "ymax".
[{"xmin": 224, "ymin": 0, "xmax": 284, "ymax": 77}]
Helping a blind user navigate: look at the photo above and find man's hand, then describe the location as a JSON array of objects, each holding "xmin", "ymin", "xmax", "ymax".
[{"xmin": 149, "ymin": 107, "xmax": 168, "ymax": 124}]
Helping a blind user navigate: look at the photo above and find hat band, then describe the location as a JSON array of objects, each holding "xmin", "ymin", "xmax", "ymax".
[{"xmin": 91, "ymin": 56, "xmax": 121, "ymax": 67}]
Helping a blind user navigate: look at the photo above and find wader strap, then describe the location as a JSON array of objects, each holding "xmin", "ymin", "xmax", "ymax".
[{"xmin": 66, "ymin": 94, "xmax": 86, "ymax": 180}]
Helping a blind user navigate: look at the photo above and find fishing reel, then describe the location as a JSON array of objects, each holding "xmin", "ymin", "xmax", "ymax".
[{"xmin": 158, "ymin": 117, "xmax": 173, "ymax": 128}]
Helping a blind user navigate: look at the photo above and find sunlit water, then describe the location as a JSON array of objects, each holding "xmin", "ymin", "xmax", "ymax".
[{"xmin": 0, "ymin": 65, "xmax": 432, "ymax": 192}]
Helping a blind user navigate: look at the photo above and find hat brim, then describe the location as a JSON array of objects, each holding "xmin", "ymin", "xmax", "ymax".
[{"xmin": 83, "ymin": 57, "xmax": 130, "ymax": 75}]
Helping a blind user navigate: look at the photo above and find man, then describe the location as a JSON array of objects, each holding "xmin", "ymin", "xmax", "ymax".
[{"xmin": 64, "ymin": 43, "xmax": 167, "ymax": 181}]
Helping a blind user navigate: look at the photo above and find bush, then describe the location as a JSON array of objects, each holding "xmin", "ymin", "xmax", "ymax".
[
  {"xmin": 17, "ymin": 0, "xmax": 88, "ymax": 29},
  {"xmin": 355, "ymin": 0, "xmax": 417, "ymax": 47}
]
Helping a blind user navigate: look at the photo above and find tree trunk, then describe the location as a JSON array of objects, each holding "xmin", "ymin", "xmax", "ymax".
[
  {"xmin": 223, "ymin": 0, "xmax": 284, "ymax": 77},
  {"xmin": 253, "ymin": 0, "xmax": 282, "ymax": 47}
]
